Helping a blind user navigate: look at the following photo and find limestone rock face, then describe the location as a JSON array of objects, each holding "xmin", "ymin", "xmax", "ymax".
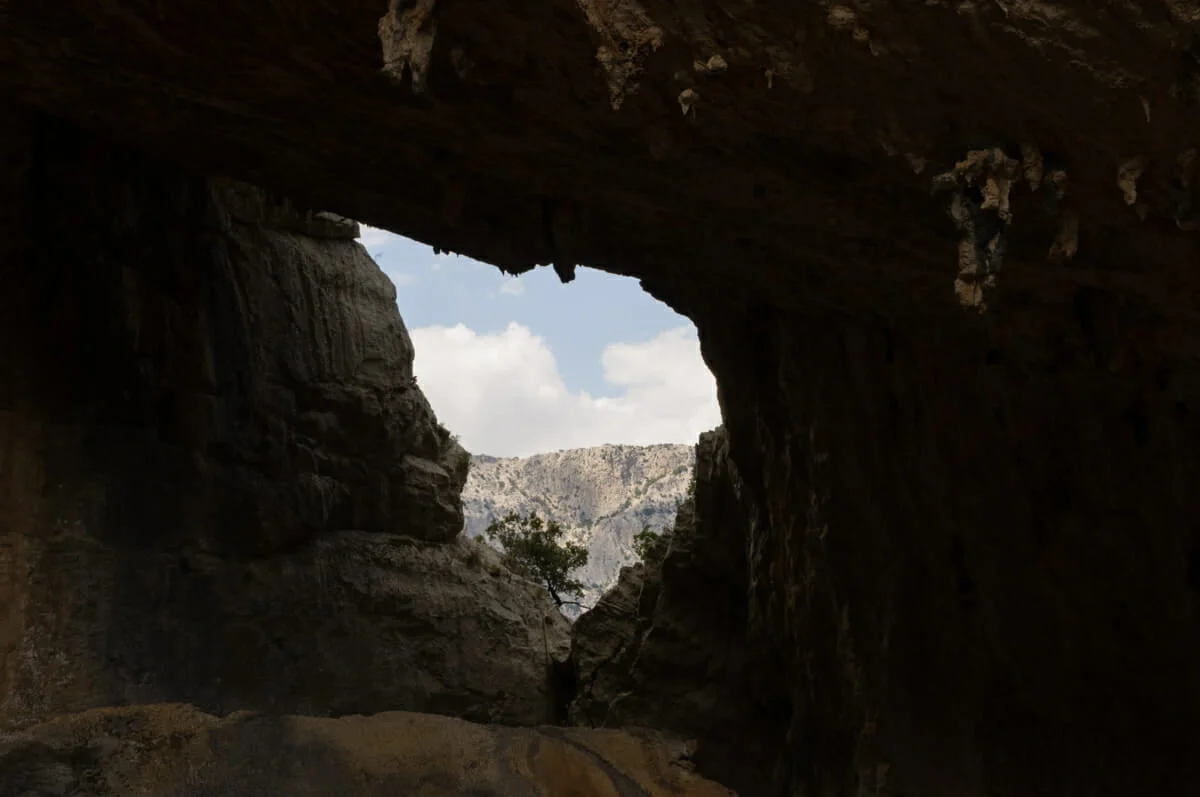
[
  {"xmin": 569, "ymin": 429, "xmax": 786, "ymax": 795},
  {"xmin": 0, "ymin": 704, "xmax": 734, "ymax": 797},
  {"xmin": 463, "ymin": 444, "xmax": 694, "ymax": 613},
  {"xmin": 0, "ymin": 115, "xmax": 562, "ymax": 730}
]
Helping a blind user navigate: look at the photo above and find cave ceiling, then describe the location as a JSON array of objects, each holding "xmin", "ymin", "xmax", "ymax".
[{"xmin": 2, "ymin": 0, "xmax": 1199, "ymax": 326}]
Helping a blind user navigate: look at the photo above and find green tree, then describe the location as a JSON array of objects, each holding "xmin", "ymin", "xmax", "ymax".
[
  {"xmin": 486, "ymin": 511, "xmax": 588, "ymax": 608},
  {"xmin": 633, "ymin": 523, "xmax": 672, "ymax": 566},
  {"xmin": 632, "ymin": 524, "xmax": 661, "ymax": 562}
]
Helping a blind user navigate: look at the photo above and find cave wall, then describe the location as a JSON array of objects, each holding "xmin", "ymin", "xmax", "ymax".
[
  {"xmin": 569, "ymin": 428, "xmax": 789, "ymax": 796},
  {"xmin": 694, "ymin": 297, "xmax": 1200, "ymax": 795},
  {"xmin": 4, "ymin": 2, "xmax": 1200, "ymax": 795},
  {"xmin": 0, "ymin": 109, "xmax": 466, "ymax": 557},
  {"xmin": 575, "ymin": 295, "xmax": 1200, "ymax": 796},
  {"xmin": 0, "ymin": 108, "xmax": 572, "ymax": 730}
]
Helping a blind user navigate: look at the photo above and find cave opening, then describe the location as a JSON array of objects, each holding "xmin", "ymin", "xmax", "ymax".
[
  {"xmin": 6, "ymin": 0, "xmax": 1200, "ymax": 787},
  {"xmin": 356, "ymin": 225, "xmax": 720, "ymax": 619},
  {"xmin": 358, "ymin": 225, "xmax": 720, "ymax": 458}
]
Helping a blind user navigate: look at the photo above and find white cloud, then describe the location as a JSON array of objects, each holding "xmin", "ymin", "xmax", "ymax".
[
  {"xmin": 389, "ymin": 271, "xmax": 419, "ymax": 287},
  {"xmin": 357, "ymin": 224, "xmax": 393, "ymax": 251},
  {"xmin": 497, "ymin": 278, "xmax": 525, "ymax": 297},
  {"xmin": 409, "ymin": 323, "xmax": 720, "ymax": 457}
]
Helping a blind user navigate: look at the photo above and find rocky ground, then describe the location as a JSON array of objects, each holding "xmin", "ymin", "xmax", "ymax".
[{"xmin": 0, "ymin": 704, "xmax": 732, "ymax": 796}]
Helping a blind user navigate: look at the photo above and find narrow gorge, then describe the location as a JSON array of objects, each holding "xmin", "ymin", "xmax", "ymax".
[
  {"xmin": 3, "ymin": 1, "xmax": 1200, "ymax": 795},
  {"xmin": 463, "ymin": 443, "xmax": 694, "ymax": 613}
]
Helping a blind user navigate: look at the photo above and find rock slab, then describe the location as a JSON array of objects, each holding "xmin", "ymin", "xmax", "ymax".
[
  {"xmin": 0, "ymin": 704, "xmax": 735, "ymax": 797},
  {"xmin": 6, "ymin": 531, "xmax": 571, "ymax": 730}
]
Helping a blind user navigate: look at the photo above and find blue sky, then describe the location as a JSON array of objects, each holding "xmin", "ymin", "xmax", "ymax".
[{"xmin": 360, "ymin": 227, "xmax": 721, "ymax": 457}]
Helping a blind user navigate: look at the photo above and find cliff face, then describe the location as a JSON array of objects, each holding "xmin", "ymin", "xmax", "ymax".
[
  {"xmin": 578, "ymin": 301, "xmax": 1200, "ymax": 796},
  {"xmin": 702, "ymin": 303, "xmax": 1200, "ymax": 795},
  {"xmin": 569, "ymin": 429, "xmax": 786, "ymax": 795},
  {"xmin": 4, "ymin": 3, "xmax": 1200, "ymax": 796},
  {"xmin": 463, "ymin": 444, "xmax": 694, "ymax": 612},
  {"xmin": 0, "ymin": 113, "xmax": 566, "ymax": 730}
]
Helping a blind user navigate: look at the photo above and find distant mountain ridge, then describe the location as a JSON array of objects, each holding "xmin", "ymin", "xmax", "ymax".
[{"xmin": 461, "ymin": 443, "xmax": 695, "ymax": 614}]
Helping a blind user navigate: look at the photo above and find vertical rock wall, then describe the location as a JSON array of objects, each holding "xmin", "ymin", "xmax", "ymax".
[
  {"xmin": 701, "ymin": 299, "xmax": 1200, "ymax": 795},
  {"xmin": 0, "ymin": 109, "xmax": 569, "ymax": 730},
  {"xmin": 569, "ymin": 428, "xmax": 789, "ymax": 796},
  {"xmin": 573, "ymin": 290, "xmax": 1200, "ymax": 796}
]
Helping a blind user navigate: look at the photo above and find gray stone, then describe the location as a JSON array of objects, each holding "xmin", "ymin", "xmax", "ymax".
[{"xmin": 463, "ymin": 444, "xmax": 694, "ymax": 615}]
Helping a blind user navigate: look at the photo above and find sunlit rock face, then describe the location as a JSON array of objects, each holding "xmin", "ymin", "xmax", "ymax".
[
  {"xmin": 0, "ymin": 116, "xmax": 570, "ymax": 731},
  {"xmin": 6, "ymin": 2, "xmax": 1200, "ymax": 795},
  {"xmin": 463, "ymin": 443, "xmax": 694, "ymax": 614}
]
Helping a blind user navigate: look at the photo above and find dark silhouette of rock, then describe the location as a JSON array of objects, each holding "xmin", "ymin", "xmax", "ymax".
[
  {"xmin": 5, "ymin": 3, "xmax": 1200, "ymax": 794},
  {"xmin": 569, "ymin": 428, "xmax": 788, "ymax": 795},
  {"xmin": 0, "ymin": 116, "xmax": 565, "ymax": 730}
]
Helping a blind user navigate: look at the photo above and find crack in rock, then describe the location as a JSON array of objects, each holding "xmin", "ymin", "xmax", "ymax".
[
  {"xmin": 1049, "ymin": 207, "xmax": 1079, "ymax": 262},
  {"xmin": 1117, "ymin": 155, "xmax": 1147, "ymax": 206},
  {"xmin": 1172, "ymin": 147, "xmax": 1200, "ymax": 229},
  {"xmin": 574, "ymin": 0, "xmax": 664, "ymax": 110},
  {"xmin": 677, "ymin": 88, "xmax": 699, "ymax": 119},
  {"xmin": 934, "ymin": 148, "xmax": 1020, "ymax": 312},
  {"xmin": 379, "ymin": 0, "xmax": 438, "ymax": 95},
  {"xmin": 1020, "ymin": 142, "xmax": 1044, "ymax": 188},
  {"xmin": 826, "ymin": 4, "xmax": 883, "ymax": 54}
]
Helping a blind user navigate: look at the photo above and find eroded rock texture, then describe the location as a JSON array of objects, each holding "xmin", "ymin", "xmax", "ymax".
[
  {"xmin": 0, "ymin": 112, "xmax": 566, "ymax": 730},
  {"xmin": 4, "ymin": 2, "xmax": 1200, "ymax": 796},
  {"xmin": 463, "ymin": 443, "xmax": 695, "ymax": 613},
  {"xmin": 569, "ymin": 429, "xmax": 786, "ymax": 795},
  {"xmin": 579, "ymin": 300, "xmax": 1200, "ymax": 795},
  {"xmin": 699, "ymin": 302, "xmax": 1200, "ymax": 795},
  {"xmin": 0, "ymin": 704, "xmax": 733, "ymax": 797}
]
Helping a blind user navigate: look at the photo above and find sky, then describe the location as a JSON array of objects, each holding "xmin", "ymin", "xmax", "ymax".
[{"xmin": 358, "ymin": 226, "xmax": 721, "ymax": 457}]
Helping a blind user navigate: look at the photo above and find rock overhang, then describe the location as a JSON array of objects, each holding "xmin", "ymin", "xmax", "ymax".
[
  {"xmin": 5, "ymin": 4, "xmax": 1200, "ymax": 796},
  {"xmin": 4, "ymin": 0, "xmax": 1199, "ymax": 325}
]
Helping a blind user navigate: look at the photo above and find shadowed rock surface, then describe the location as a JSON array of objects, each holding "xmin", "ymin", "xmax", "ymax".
[
  {"xmin": 5, "ymin": 531, "xmax": 571, "ymax": 730},
  {"xmin": 1, "ymin": 117, "xmax": 564, "ymax": 731},
  {"xmin": 4, "ymin": 2, "xmax": 1200, "ymax": 795},
  {"xmin": 569, "ymin": 429, "xmax": 785, "ymax": 795},
  {"xmin": 0, "ymin": 704, "xmax": 733, "ymax": 797}
]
